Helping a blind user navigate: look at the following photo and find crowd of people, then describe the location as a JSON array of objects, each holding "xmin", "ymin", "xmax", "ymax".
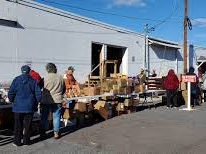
[
  {"xmin": 8, "ymin": 63, "xmax": 77, "ymax": 146},
  {"xmin": 7, "ymin": 63, "xmax": 206, "ymax": 146}
]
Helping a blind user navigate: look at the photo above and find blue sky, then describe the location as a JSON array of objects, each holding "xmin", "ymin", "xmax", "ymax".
[{"xmin": 35, "ymin": 0, "xmax": 206, "ymax": 47}]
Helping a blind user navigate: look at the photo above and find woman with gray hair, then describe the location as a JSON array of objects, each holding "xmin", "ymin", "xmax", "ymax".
[{"xmin": 40, "ymin": 63, "xmax": 65, "ymax": 139}]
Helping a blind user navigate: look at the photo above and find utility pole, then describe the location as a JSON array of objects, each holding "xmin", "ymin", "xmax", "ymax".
[
  {"xmin": 144, "ymin": 24, "xmax": 154, "ymax": 73},
  {"xmin": 183, "ymin": 0, "xmax": 188, "ymax": 73},
  {"xmin": 144, "ymin": 24, "xmax": 148, "ymax": 71}
]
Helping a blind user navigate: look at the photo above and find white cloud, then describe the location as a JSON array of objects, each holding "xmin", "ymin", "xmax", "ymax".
[
  {"xmin": 192, "ymin": 18, "xmax": 206, "ymax": 27},
  {"xmin": 111, "ymin": 0, "xmax": 147, "ymax": 7}
]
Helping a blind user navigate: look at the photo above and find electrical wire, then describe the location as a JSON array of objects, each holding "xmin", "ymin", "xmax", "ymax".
[
  {"xmin": 152, "ymin": 0, "xmax": 180, "ymax": 30},
  {"xmin": 34, "ymin": 0, "xmax": 181, "ymax": 23}
]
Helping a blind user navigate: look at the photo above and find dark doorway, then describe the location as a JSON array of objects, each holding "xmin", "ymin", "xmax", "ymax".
[
  {"xmin": 91, "ymin": 43, "xmax": 102, "ymax": 76},
  {"xmin": 91, "ymin": 43, "xmax": 126, "ymax": 77}
]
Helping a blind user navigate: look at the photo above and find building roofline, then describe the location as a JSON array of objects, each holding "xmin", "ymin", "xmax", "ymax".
[{"xmin": 9, "ymin": 0, "xmax": 143, "ymax": 37}]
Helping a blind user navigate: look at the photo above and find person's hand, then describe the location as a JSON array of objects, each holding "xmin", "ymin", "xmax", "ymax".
[{"xmin": 62, "ymin": 100, "xmax": 67, "ymax": 108}]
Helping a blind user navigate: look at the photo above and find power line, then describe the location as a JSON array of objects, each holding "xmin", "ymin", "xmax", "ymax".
[
  {"xmin": 152, "ymin": 0, "xmax": 180, "ymax": 30},
  {"xmin": 35, "ymin": 0, "xmax": 181, "ymax": 23}
]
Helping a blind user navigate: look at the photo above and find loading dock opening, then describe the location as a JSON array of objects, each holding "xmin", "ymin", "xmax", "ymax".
[{"xmin": 91, "ymin": 43, "xmax": 126, "ymax": 78}]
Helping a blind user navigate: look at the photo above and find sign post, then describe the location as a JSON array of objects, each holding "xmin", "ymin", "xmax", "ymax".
[{"xmin": 180, "ymin": 75, "xmax": 196, "ymax": 111}]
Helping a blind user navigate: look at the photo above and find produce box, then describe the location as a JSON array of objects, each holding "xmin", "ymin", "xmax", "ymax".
[
  {"xmin": 110, "ymin": 73, "xmax": 117, "ymax": 78},
  {"xmin": 98, "ymin": 107, "xmax": 108, "ymax": 120},
  {"xmin": 94, "ymin": 100, "xmax": 106, "ymax": 110},
  {"xmin": 124, "ymin": 99, "xmax": 133, "ymax": 107},
  {"xmin": 118, "ymin": 87, "xmax": 131, "ymax": 94},
  {"xmin": 110, "ymin": 89, "xmax": 119, "ymax": 95},
  {"xmin": 83, "ymin": 87, "xmax": 100, "ymax": 96},
  {"xmin": 62, "ymin": 108, "xmax": 74, "ymax": 119},
  {"xmin": 133, "ymin": 99, "xmax": 140, "ymax": 106},
  {"xmin": 102, "ymin": 80, "xmax": 117, "ymax": 92},
  {"xmin": 127, "ymin": 79, "xmax": 135, "ymax": 87},
  {"xmin": 180, "ymin": 82, "xmax": 187, "ymax": 91},
  {"xmin": 117, "ymin": 78, "xmax": 127, "ymax": 87},
  {"xmin": 182, "ymin": 90, "xmax": 187, "ymax": 104},
  {"xmin": 74, "ymin": 102, "xmax": 87, "ymax": 112},
  {"xmin": 116, "ymin": 102, "xmax": 125, "ymax": 111}
]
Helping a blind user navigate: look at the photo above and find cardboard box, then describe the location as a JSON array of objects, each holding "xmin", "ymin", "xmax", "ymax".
[
  {"xmin": 74, "ymin": 102, "xmax": 87, "ymax": 112},
  {"xmin": 62, "ymin": 108, "xmax": 72, "ymax": 119},
  {"xmin": 124, "ymin": 99, "xmax": 132, "ymax": 107},
  {"xmin": 83, "ymin": 87, "xmax": 100, "ymax": 96},
  {"xmin": 102, "ymin": 80, "xmax": 117, "ymax": 92},
  {"xmin": 182, "ymin": 90, "xmax": 187, "ymax": 104},
  {"xmin": 127, "ymin": 79, "xmax": 135, "ymax": 87},
  {"xmin": 118, "ymin": 87, "xmax": 125, "ymax": 94},
  {"xmin": 116, "ymin": 102, "xmax": 124, "ymax": 111},
  {"xmin": 117, "ymin": 78, "xmax": 127, "ymax": 87},
  {"xmin": 110, "ymin": 89, "xmax": 119, "ymax": 95},
  {"xmin": 110, "ymin": 73, "xmax": 117, "ymax": 78},
  {"xmin": 135, "ymin": 85, "xmax": 140, "ymax": 93},
  {"xmin": 177, "ymin": 74, "xmax": 182, "ymax": 82},
  {"xmin": 94, "ymin": 101, "xmax": 106, "ymax": 110},
  {"xmin": 98, "ymin": 107, "xmax": 108, "ymax": 120},
  {"xmin": 133, "ymin": 99, "xmax": 140, "ymax": 106},
  {"xmin": 101, "ymin": 96, "xmax": 114, "ymax": 100},
  {"xmin": 180, "ymin": 82, "xmax": 187, "ymax": 90},
  {"xmin": 87, "ymin": 103, "xmax": 94, "ymax": 112}
]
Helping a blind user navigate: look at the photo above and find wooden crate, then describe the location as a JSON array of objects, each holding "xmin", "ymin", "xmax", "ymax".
[{"xmin": 147, "ymin": 77, "xmax": 163, "ymax": 90}]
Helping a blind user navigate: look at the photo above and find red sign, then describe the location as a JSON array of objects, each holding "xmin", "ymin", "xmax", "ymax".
[{"xmin": 181, "ymin": 75, "xmax": 196, "ymax": 83}]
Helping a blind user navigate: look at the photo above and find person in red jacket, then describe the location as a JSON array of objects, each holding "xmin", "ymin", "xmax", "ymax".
[
  {"xmin": 29, "ymin": 69, "xmax": 43, "ymax": 89},
  {"xmin": 163, "ymin": 69, "xmax": 179, "ymax": 108}
]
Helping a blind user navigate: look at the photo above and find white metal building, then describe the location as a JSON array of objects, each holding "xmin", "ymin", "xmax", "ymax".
[{"xmin": 0, "ymin": 0, "xmax": 205, "ymax": 83}]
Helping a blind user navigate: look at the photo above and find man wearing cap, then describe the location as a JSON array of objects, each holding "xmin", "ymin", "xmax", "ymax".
[{"xmin": 8, "ymin": 65, "xmax": 42, "ymax": 146}]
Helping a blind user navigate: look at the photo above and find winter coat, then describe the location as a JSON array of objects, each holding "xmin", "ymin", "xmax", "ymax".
[
  {"xmin": 163, "ymin": 69, "xmax": 179, "ymax": 90},
  {"xmin": 63, "ymin": 73, "xmax": 76, "ymax": 90},
  {"xmin": 8, "ymin": 74, "xmax": 42, "ymax": 113},
  {"xmin": 42, "ymin": 73, "xmax": 65, "ymax": 104}
]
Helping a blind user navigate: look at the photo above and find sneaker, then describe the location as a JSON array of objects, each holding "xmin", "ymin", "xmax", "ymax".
[
  {"xmin": 53, "ymin": 132, "xmax": 59, "ymax": 139},
  {"xmin": 12, "ymin": 143, "xmax": 21, "ymax": 147}
]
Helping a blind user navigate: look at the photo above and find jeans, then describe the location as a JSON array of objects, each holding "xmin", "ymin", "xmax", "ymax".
[
  {"xmin": 13, "ymin": 112, "xmax": 33, "ymax": 145},
  {"xmin": 40, "ymin": 103, "xmax": 62, "ymax": 133}
]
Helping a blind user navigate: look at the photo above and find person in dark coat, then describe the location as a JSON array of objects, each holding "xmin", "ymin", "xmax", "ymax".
[
  {"xmin": 8, "ymin": 65, "xmax": 42, "ymax": 146},
  {"xmin": 186, "ymin": 66, "xmax": 199, "ymax": 107},
  {"xmin": 163, "ymin": 69, "xmax": 179, "ymax": 108}
]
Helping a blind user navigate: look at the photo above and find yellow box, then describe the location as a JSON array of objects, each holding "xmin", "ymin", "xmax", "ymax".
[
  {"xmin": 124, "ymin": 99, "xmax": 132, "ymax": 107},
  {"xmin": 83, "ymin": 87, "xmax": 100, "ymax": 96},
  {"xmin": 94, "ymin": 101, "xmax": 106, "ymax": 110},
  {"xmin": 116, "ymin": 102, "xmax": 124, "ymax": 111}
]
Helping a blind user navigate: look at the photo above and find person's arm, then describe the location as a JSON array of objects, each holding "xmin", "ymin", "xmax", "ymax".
[
  {"xmin": 34, "ymin": 81, "xmax": 42, "ymax": 103},
  {"xmin": 8, "ymin": 78, "xmax": 17, "ymax": 102}
]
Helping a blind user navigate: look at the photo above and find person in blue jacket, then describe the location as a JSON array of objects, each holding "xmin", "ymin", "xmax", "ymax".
[{"xmin": 8, "ymin": 65, "xmax": 42, "ymax": 146}]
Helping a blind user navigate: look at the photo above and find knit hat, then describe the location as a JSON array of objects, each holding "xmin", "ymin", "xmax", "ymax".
[
  {"xmin": 68, "ymin": 66, "xmax": 75, "ymax": 71},
  {"xmin": 21, "ymin": 65, "xmax": 31, "ymax": 74}
]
